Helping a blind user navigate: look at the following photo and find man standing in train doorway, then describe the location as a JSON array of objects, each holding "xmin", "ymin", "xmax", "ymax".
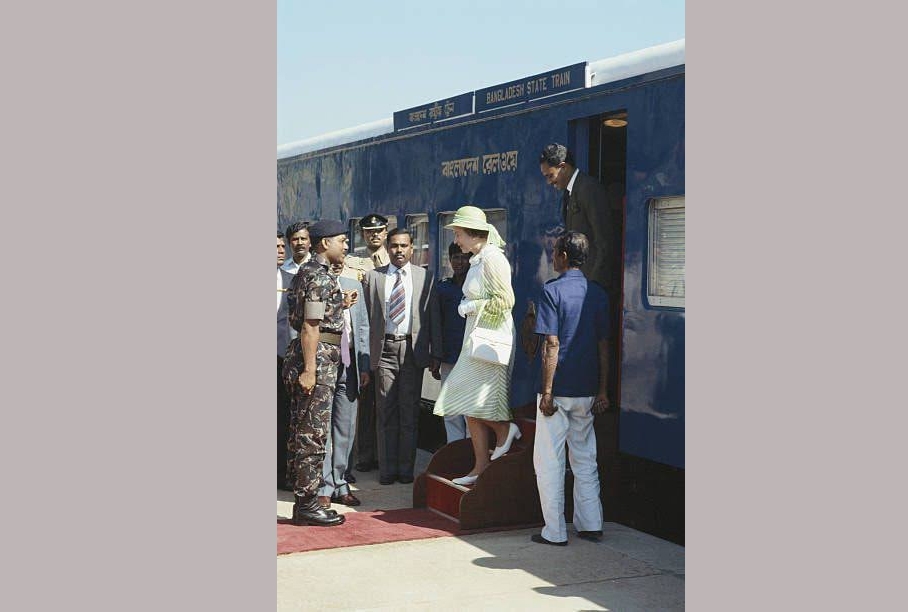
[
  {"xmin": 538, "ymin": 143, "xmax": 623, "ymax": 295},
  {"xmin": 283, "ymin": 220, "xmax": 350, "ymax": 527},
  {"xmin": 343, "ymin": 213, "xmax": 391, "ymax": 474}
]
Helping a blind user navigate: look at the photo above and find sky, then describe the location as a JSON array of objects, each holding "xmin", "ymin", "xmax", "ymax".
[{"xmin": 277, "ymin": 0, "xmax": 685, "ymax": 146}]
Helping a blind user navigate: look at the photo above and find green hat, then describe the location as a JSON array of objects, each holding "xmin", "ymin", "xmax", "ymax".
[{"xmin": 444, "ymin": 205, "xmax": 489, "ymax": 231}]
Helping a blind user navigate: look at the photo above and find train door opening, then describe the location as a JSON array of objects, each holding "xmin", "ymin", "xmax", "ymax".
[
  {"xmin": 588, "ymin": 110, "xmax": 627, "ymax": 412},
  {"xmin": 578, "ymin": 110, "xmax": 628, "ymax": 514}
]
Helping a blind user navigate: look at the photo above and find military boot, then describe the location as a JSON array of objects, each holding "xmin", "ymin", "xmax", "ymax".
[{"xmin": 292, "ymin": 495, "xmax": 345, "ymax": 527}]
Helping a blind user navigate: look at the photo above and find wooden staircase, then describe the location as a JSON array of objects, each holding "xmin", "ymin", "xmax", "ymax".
[{"xmin": 412, "ymin": 417, "xmax": 543, "ymax": 530}]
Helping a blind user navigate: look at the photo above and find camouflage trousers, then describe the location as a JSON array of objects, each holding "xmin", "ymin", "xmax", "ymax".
[
  {"xmin": 282, "ymin": 340, "xmax": 340, "ymax": 496},
  {"xmin": 286, "ymin": 382, "xmax": 334, "ymax": 498}
]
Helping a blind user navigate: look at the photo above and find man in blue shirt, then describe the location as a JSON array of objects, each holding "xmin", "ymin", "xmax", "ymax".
[
  {"xmin": 429, "ymin": 242, "xmax": 471, "ymax": 442},
  {"xmin": 532, "ymin": 231, "xmax": 610, "ymax": 546}
]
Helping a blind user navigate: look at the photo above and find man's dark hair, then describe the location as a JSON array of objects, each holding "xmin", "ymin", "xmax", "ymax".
[
  {"xmin": 277, "ymin": 231, "xmax": 284, "ymax": 239},
  {"xmin": 556, "ymin": 231, "xmax": 589, "ymax": 268},
  {"xmin": 448, "ymin": 241, "xmax": 465, "ymax": 257},
  {"xmin": 538, "ymin": 143, "xmax": 575, "ymax": 167},
  {"xmin": 387, "ymin": 227, "xmax": 413, "ymax": 243},
  {"xmin": 284, "ymin": 221, "xmax": 309, "ymax": 239}
]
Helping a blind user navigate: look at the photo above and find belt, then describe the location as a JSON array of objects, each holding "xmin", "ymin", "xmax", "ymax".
[
  {"xmin": 384, "ymin": 334, "xmax": 411, "ymax": 341},
  {"xmin": 318, "ymin": 331, "xmax": 342, "ymax": 346}
]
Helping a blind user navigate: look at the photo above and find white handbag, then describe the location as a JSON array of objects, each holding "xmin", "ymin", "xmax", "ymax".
[{"xmin": 469, "ymin": 326, "xmax": 513, "ymax": 366}]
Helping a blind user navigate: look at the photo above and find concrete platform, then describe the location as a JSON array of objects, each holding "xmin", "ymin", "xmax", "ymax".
[{"xmin": 278, "ymin": 450, "xmax": 684, "ymax": 611}]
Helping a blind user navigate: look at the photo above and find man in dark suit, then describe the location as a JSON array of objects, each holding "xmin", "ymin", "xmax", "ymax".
[
  {"xmin": 362, "ymin": 228, "xmax": 441, "ymax": 485},
  {"xmin": 538, "ymin": 143, "xmax": 623, "ymax": 294},
  {"xmin": 277, "ymin": 231, "xmax": 294, "ymax": 490},
  {"xmin": 317, "ymin": 260, "xmax": 370, "ymax": 508}
]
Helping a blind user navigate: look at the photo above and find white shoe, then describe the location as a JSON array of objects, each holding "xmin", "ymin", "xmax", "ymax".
[
  {"xmin": 490, "ymin": 422, "xmax": 522, "ymax": 461},
  {"xmin": 452, "ymin": 474, "xmax": 479, "ymax": 486}
]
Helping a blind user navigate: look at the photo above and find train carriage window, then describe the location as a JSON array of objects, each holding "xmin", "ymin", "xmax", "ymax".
[
  {"xmin": 406, "ymin": 214, "xmax": 430, "ymax": 269},
  {"xmin": 647, "ymin": 196, "xmax": 685, "ymax": 308},
  {"xmin": 436, "ymin": 209, "xmax": 507, "ymax": 278},
  {"xmin": 348, "ymin": 215, "xmax": 398, "ymax": 259}
]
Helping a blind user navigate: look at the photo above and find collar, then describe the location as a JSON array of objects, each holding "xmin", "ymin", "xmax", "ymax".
[
  {"xmin": 279, "ymin": 258, "xmax": 298, "ymax": 273},
  {"xmin": 371, "ymin": 247, "xmax": 389, "ymax": 265},
  {"xmin": 469, "ymin": 242, "xmax": 497, "ymax": 264},
  {"xmin": 388, "ymin": 261, "xmax": 412, "ymax": 276},
  {"xmin": 312, "ymin": 253, "xmax": 331, "ymax": 269},
  {"xmin": 557, "ymin": 268, "xmax": 585, "ymax": 280},
  {"xmin": 566, "ymin": 168, "xmax": 580, "ymax": 194}
]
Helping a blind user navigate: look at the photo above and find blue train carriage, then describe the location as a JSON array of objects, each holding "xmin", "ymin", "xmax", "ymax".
[{"xmin": 277, "ymin": 40, "xmax": 685, "ymax": 544}]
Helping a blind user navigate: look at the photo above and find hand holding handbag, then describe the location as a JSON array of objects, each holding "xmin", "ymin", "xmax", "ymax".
[{"xmin": 469, "ymin": 325, "xmax": 513, "ymax": 366}]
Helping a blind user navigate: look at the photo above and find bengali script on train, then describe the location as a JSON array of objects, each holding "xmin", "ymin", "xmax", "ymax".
[{"xmin": 440, "ymin": 150, "xmax": 518, "ymax": 178}]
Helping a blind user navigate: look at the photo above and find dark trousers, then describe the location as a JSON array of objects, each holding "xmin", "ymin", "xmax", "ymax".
[
  {"xmin": 277, "ymin": 356, "xmax": 291, "ymax": 488},
  {"xmin": 355, "ymin": 377, "xmax": 377, "ymax": 466},
  {"xmin": 375, "ymin": 337, "xmax": 423, "ymax": 480}
]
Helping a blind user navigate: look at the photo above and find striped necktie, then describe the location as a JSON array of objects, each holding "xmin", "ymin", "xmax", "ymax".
[{"xmin": 389, "ymin": 269, "xmax": 406, "ymax": 325}]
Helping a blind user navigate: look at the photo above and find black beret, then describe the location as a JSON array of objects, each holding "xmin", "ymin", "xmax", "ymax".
[
  {"xmin": 359, "ymin": 213, "xmax": 389, "ymax": 230},
  {"xmin": 308, "ymin": 219, "xmax": 347, "ymax": 240}
]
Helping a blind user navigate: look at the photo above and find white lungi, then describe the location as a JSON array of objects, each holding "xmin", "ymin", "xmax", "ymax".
[{"xmin": 533, "ymin": 393, "xmax": 603, "ymax": 543}]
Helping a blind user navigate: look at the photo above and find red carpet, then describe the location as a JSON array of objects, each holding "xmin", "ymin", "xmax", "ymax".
[
  {"xmin": 277, "ymin": 508, "xmax": 537, "ymax": 555},
  {"xmin": 278, "ymin": 508, "xmax": 459, "ymax": 554}
]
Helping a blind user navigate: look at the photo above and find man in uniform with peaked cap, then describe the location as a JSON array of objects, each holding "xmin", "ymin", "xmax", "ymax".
[
  {"xmin": 283, "ymin": 219, "xmax": 349, "ymax": 527},
  {"xmin": 342, "ymin": 213, "xmax": 390, "ymax": 474},
  {"xmin": 341, "ymin": 213, "xmax": 391, "ymax": 283}
]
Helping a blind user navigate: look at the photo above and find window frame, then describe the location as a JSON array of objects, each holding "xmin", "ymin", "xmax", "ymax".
[{"xmin": 646, "ymin": 195, "xmax": 685, "ymax": 309}]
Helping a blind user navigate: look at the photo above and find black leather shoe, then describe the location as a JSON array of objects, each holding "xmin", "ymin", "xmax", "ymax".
[
  {"xmin": 397, "ymin": 475, "xmax": 414, "ymax": 484},
  {"xmin": 332, "ymin": 492, "xmax": 361, "ymax": 507},
  {"xmin": 344, "ymin": 470, "xmax": 357, "ymax": 484},
  {"xmin": 292, "ymin": 496, "xmax": 344, "ymax": 527},
  {"xmin": 577, "ymin": 530, "xmax": 603, "ymax": 542},
  {"xmin": 379, "ymin": 475, "xmax": 397, "ymax": 485},
  {"xmin": 531, "ymin": 533, "xmax": 567, "ymax": 546}
]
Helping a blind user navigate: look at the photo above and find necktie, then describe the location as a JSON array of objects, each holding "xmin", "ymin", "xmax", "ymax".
[
  {"xmin": 561, "ymin": 190, "xmax": 571, "ymax": 223},
  {"xmin": 336, "ymin": 277, "xmax": 352, "ymax": 368},
  {"xmin": 389, "ymin": 269, "xmax": 406, "ymax": 325},
  {"xmin": 341, "ymin": 309, "xmax": 352, "ymax": 368}
]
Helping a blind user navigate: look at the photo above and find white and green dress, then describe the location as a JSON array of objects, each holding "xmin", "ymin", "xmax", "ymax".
[{"xmin": 433, "ymin": 243, "xmax": 515, "ymax": 421}]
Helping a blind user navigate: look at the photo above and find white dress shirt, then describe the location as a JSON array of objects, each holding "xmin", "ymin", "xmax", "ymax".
[
  {"xmin": 566, "ymin": 167, "xmax": 580, "ymax": 195},
  {"xmin": 384, "ymin": 262, "xmax": 413, "ymax": 335},
  {"xmin": 277, "ymin": 268, "xmax": 284, "ymax": 312},
  {"xmin": 279, "ymin": 251, "xmax": 311, "ymax": 275}
]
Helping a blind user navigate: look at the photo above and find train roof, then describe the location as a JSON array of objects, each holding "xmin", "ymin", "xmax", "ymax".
[{"xmin": 277, "ymin": 38, "xmax": 685, "ymax": 161}]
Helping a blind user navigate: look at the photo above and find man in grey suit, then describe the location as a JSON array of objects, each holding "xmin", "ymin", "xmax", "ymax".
[
  {"xmin": 363, "ymin": 228, "xmax": 441, "ymax": 485},
  {"xmin": 318, "ymin": 261, "xmax": 370, "ymax": 508}
]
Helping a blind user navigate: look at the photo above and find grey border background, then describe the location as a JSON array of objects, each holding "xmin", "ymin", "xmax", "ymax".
[
  {"xmin": 2, "ymin": 2, "xmax": 275, "ymax": 610},
  {"xmin": 688, "ymin": 2, "xmax": 905, "ymax": 609},
  {"xmin": 2, "ymin": 1, "xmax": 903, "ymax": 609}
]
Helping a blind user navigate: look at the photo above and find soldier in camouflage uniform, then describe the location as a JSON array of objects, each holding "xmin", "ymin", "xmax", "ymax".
[
  {"xmin": 341, "ymin": 213, "xmax": 391, "ymax": 474},
  {"xmin": 283, "ymin": 219, "xmax": 350, "ymax": 527}
]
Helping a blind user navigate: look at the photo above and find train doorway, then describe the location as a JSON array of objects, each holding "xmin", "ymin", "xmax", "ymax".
[
  {"xmin": 571, "ymin": 111, "xmax": 628, "ymax": 516},
  {"xmin": 588, "ymin": 110, "xmax": 627, "ymax": 412}
]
